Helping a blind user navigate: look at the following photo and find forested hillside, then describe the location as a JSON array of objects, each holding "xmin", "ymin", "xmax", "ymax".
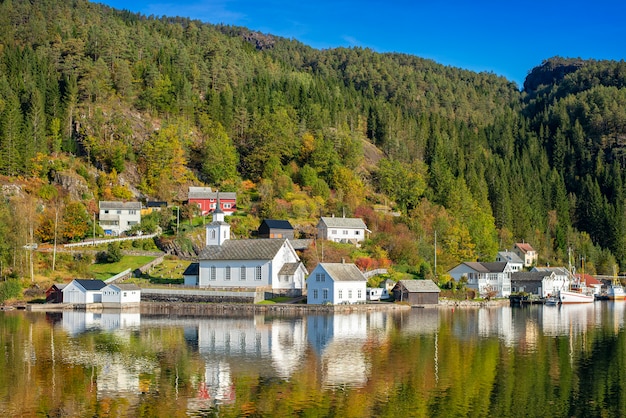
[{"xmin": 1, "ymin": 0, "xmax": 626, "ymax": 280}]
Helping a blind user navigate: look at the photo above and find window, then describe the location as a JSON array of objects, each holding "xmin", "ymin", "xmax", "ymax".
[
  {"xmin": 331, "ymin": 229, "xmax": 337, "ymax": 235},
  {"xmin": 316, "ymin": 273, "xmax": 325, "ymax": 282},
  {"xmin": 104, "ymin": 210, "xmax": 109, "ymax": 214},
  {"xmin": 338, "ymin": 290, "xmax": 343, "ymax": 299},
  {"xmin": 224, "ymin": 203, "xmax": 231, "ymax": 209},
  {"xmin": 255, "ymin": 266, "xmax": 262, "ymax": 281},
  {"xmin": 211, "ymin": 230, "xmax": 216, "ymax": 239},
  {"xmin": 357, "ymin": 289, "xmax": 362, "ymax": 299},
  {"xmin": 117, "ymin": 210, "xmax": 122, "ymax": 214},
  {"xmin": 323, "ymin": 289, "xmax": 328, "ymax": 299},
  {"xmin": 355, "ymin": 230, "xmax": 360, "ymax": 235},
  {"xmin": 129, "ymin": 210, "xmax": 136, "ymax": 215},
  {"xmin": 225, "ymin": 266, "xmax": 231, "ymax": 281},
  {"xmin": 348, "ymin": 290, "xmax": 353, "ymax": 299},
  {"xmin": 210, "ymin": 266, "xmax": 216, "ymax": 281},
  {"xmin": 313, "ymin": 289, "xmax": 318, "ymax": 299},
  {"xmin": 240, "ymin": 267, "xmax": 246, "ymax": 281},
  {"xmin": 343, "ymin": 230, "xmax": 348, "ymax": 235}
]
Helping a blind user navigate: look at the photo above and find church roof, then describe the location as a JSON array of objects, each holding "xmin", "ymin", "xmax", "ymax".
[{"xmin": 198, "ymin": 239, "xmax": 292, "ymax": 261}]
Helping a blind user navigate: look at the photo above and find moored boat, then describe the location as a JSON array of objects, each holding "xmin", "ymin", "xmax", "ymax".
[
  {"xmin": 607, "ymin": 269, "xmax": 625, "ymax": 300},
  {"xmin": 545, "ymin": 296, "xmax": 559, "ymax": 305},
  {"xmin": 559, "ymin": 289, "xmax": 594, "ymax": 304},
  {"xmin": 607, "ymin": 284, "xmax": 625, "ymax": 300}
]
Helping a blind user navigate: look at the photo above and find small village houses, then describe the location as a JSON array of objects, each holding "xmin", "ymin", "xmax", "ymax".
[
  {"xmin": 102, "ymin": 283, "xmax": 141, "ymax": 307},
  {"xmin": 511, "ymin": 271, "xmax": 567, "ymax": 297},
  {"xmin": 62, "ymin": 279, "xmax": 107, "ymax": 304},
  {"xmin": 448, "ymin": 262, "xmax": 513, "ymax": 298},
  {"xmin": 513, "ymin": 242, "xmax": 538, "ymax": 267},
  {"xmin": 496, "ymin": 251, "xmax": 524, "ymax": 272},
  {"xmin": 529, "ymin": 266, "xmax": 571, "ymax": 297},
  {"xmin": 99, "ymin": 201, "xmax": 142, "ymax": 236},
  {"xmin": 316, "ymin": 216, "xmax": 369, "ymax": 245},
  {"xmin": 306, "ymin": 262, "xmax": 367, "ymax": 305},
  {"xmin": 187, "ymin": 187, "xmax": 237, "ymax": 216}
]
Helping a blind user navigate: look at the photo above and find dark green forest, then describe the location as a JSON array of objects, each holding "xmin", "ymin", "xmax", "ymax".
[{"xmin": 1, "ymin": 0, "xmax": 626, "ymax": 278}]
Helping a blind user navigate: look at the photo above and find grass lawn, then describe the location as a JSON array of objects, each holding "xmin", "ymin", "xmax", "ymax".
[
  {"xmin": 89, "ymin": 255, "xmax": 156, "ymax": 280},
  {"xmin": 126, "ymin": 258, "xmax": 192, "ymax": 285}
]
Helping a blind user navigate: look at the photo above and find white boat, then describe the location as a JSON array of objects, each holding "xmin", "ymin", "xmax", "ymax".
[
  {"xmin": 559, "ymin": 289, "xmax": 594, "ymax": 304},
  {"xmin": 607, "ymin": 269, "xmax": 625, "ymax": 300},
  {"xmin": 607, "ymin": 284, "xmax": 626, "ymax": 300},
  {"xmin": 560, "ymin": 254, "xmax": 595, "ymax": 304}
]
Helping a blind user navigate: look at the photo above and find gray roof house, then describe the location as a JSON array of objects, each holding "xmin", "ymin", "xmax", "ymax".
[
  {"xmin": 316, "ymin": 216, "xmax": 369, "ymax": 245},
  {"xmin": 448, "ymin": 261, "xmax": 513, "ymax": 298},
  {"xmin": 99, "ymin": 201, "xmax": 142, "ymax": 236},
  {"xmin": 496, "ymin": 251, "xmax": 524, "ymax": 272},
  {"xmin": 306, "ymin": 262, "xmax": 367, "ymax": 305}
]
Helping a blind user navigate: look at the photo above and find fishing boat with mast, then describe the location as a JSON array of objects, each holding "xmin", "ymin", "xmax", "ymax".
[
  {"xmin": 607, "ymin": 265, "xmax": 625, "ymax": 300},
  {"xmin": 559, "ymin": 250, "xmax": 594, "ymax": 304}
]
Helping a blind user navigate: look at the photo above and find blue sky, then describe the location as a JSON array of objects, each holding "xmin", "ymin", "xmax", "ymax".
[{"xmin": 98, "ymin": 0, "xmax": 626, "ymax": 87}]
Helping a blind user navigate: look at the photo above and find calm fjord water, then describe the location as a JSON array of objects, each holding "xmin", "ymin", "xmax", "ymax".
[{"xmin": 1, "ymin": 303, "xmax": 625, "ymax": 417}]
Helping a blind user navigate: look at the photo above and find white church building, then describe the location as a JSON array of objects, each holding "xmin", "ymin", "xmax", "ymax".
[{"xmin": 186, "ymin": 205, "xmax": 307, "ymax": 296}]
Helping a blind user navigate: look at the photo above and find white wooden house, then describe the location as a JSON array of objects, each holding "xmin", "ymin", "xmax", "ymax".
[
  {"xmin": 306, "ymin": 263, "xmax": 367, "ymax": 305},
  {"xmin": 62, "ymin": 279, "xmax": 107, "ymax": 304},
  {"xmin": 99, "ymin": 201, "xmax": 142, "ymax": 236},
  {"xmin": 102, "ymin": 283, "xmax": 141, "ymax": 307},
  {"xmin": 316, "ymin": 216, "xmax": 369, "ymax": 245},
  {"xmin": 529, "ymin": 267, "xmax": 571, "ymax": 296},
  {"xmin": 496, "ymin": 251, "xmax": 524, "ymax": 272},
  {"xmin": 448, "ymin": 262, "xmax": 513, "ymax": 298}
]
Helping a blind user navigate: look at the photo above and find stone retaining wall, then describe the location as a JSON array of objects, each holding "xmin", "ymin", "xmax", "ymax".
[{"xmin": 140, "ymin": 301, "xmax": 411, "ymax": 315}]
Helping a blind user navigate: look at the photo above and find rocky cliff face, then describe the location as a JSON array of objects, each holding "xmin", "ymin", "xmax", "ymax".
[
  {"xmin": 155, "ymin": 229, "xmax": 206, "ymax": 259},
  {"xmin": 53, "ymin": 171, "xmax": 93, "ymax": 201}
]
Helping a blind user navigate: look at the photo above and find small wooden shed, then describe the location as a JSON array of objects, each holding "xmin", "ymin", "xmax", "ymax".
[
  {"xmin": 258, "ymin": 219, "xmax": 294, "ymax": 239},
  {"xmin": 392, "ymin": 279, "xmax": 440, "ymax": 305},
  {"xmin": 46, "ymin": 283, "xmax": 66, "ymax": 303}
]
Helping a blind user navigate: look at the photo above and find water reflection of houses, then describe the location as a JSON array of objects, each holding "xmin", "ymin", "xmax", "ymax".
[
  {"xmin": 541, "ymin": 303, "xmax": 597, "ymax": 336},
  {"xmin": 307, "ymin": 312, "xmax": 391, "ymax": 389},
  {"xmin": 185, "ymin": 316, "xmax": 308, "ymax": 407},
  {"xmin": 54, "ymin": 311, "xmax": 156, "ymax": 403},
  {"xmin": 393, "ymin": 308, "xmax": 440, "ymax": 335},
  {"xmin": 59, "ymin": 310, "xmax": 140, "ymax": 336},
  {"xmin": 478, "ymin": 307, "xmax": 515, "ymax": 346}
]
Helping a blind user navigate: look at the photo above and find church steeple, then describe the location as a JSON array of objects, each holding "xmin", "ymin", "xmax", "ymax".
[
  {"xmin": 212, "ymin": 190, "xmax": 224, "ymax": 222},
  {"xmin": 205, "ymin": 190, "xmax": 230, "ymax": 246}
]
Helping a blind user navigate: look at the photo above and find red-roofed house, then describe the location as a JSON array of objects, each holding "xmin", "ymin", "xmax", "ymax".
[
  {"xmin": 575, "ymin": 273, "xmax": 603, "ymax": 296},
  {"xmin": 513, "ymin": 242, "xmax": 538, "ymax": 267}
]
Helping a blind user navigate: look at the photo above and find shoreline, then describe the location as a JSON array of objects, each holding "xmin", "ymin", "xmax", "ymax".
[{"xmin": 9, "ymin": 298, "xmax": 512, "ymax": 314}]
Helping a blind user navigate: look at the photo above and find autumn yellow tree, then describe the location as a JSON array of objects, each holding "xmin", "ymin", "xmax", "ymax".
[{"xmin": 138, "ymin": 124, "xmax": 196, "ymax": 196}]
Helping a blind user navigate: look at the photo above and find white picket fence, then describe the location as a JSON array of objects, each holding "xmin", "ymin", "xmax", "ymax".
[{"xmin": 64, "ymin": 233, "xmax": 158, "ymax": 248}]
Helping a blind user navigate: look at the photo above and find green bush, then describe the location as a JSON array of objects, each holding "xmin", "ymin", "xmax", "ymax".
[
  {"xmin": 0, "ymin": 279, "xmax": 23, "ymax": 303},
  {"xmin": 96, "ymin": 242, "xmax": 123, "ymax": 263}
]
